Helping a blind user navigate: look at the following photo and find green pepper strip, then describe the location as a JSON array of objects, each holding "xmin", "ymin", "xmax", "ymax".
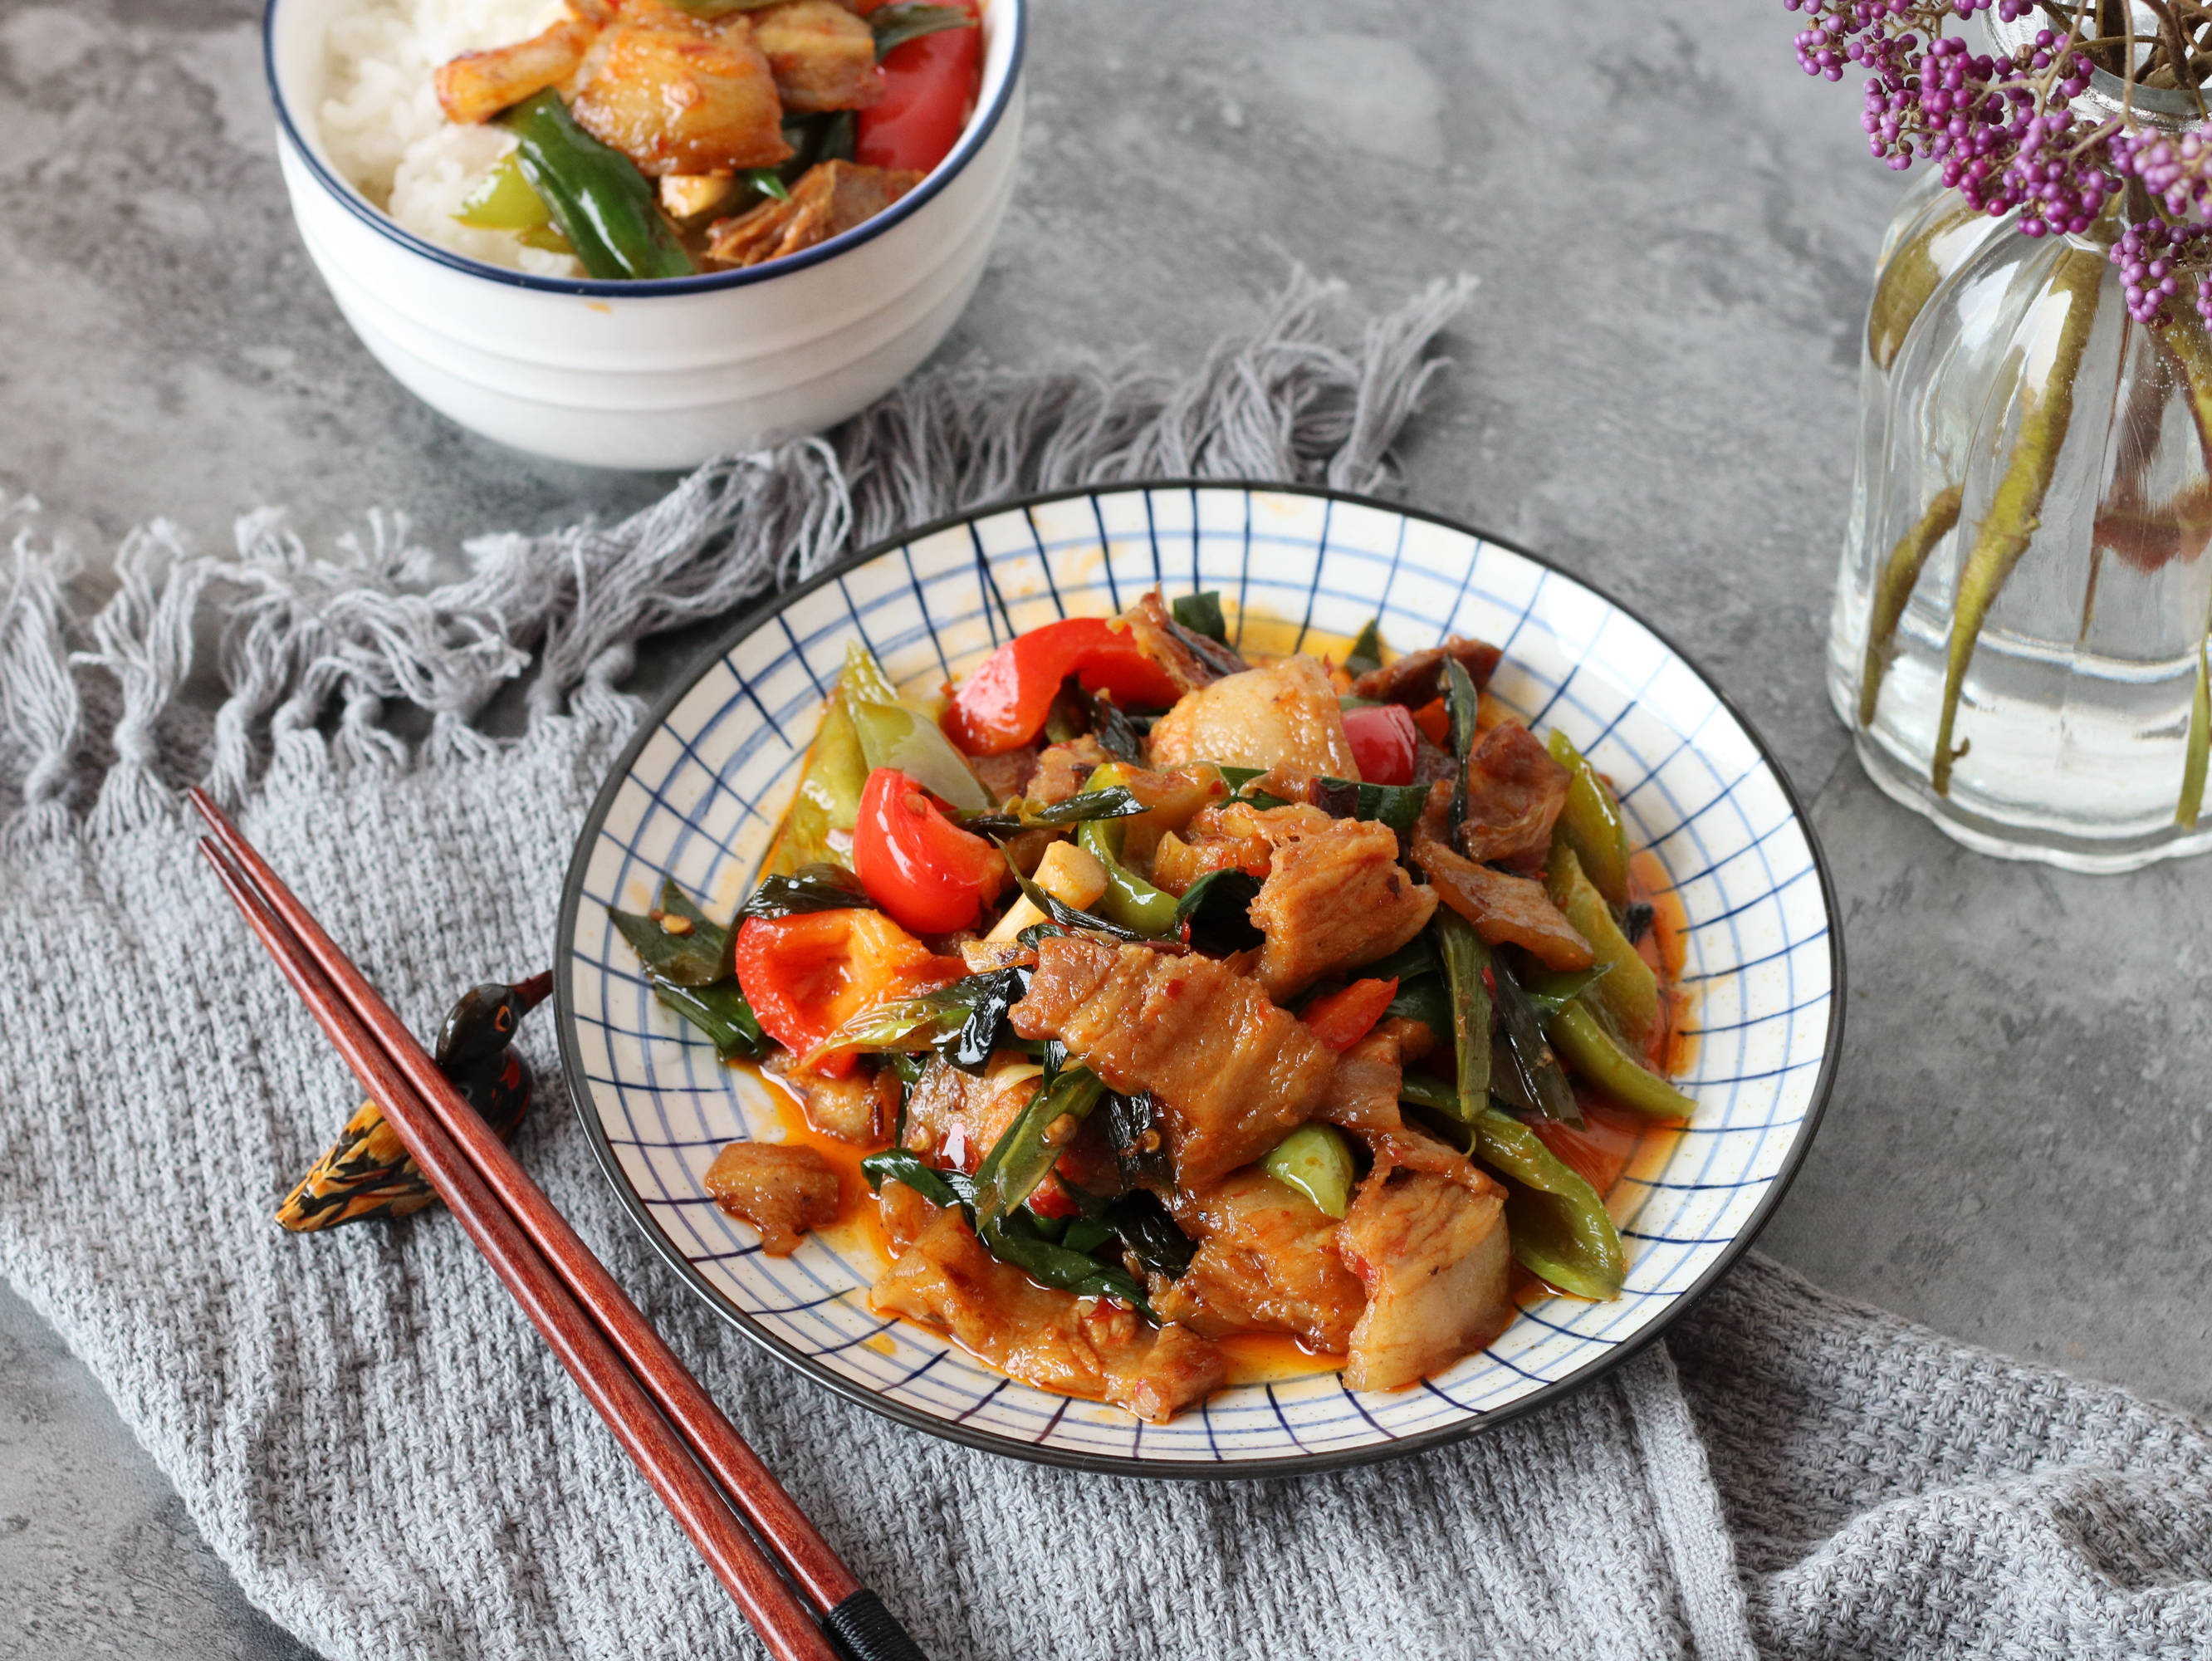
[
  {"xmin": 1472, "ymin": 1109, "xmax": 1625, "ymax": 1301},
  {"xmin": 774, "ymin": 641, "xmax": 905, "ymax": 872},
  {"xmin": 1544, "ymin": 729, "xmax": 1631, "ymax": 905},
  {"xmin": 1933, "ymin": 245, "xmax": 2104, "ymax": 796},
  {"xmin": 499, "ymin": 91, "xmax": 695, "ymax": 281},
  {"xmin": 1858, "ymin": 482, "xmax": 1964, "ymax": 729},
  {"xmin": 1544, "ymin": 844, "xmax": 1657, "ymax": 1047},
  {"xmin": 1867, "ymin": 194, "xmax": 1981, "ymax": 372},
  {"xmin": 1544, "ymin": 1002, "xmax": 1695, "ymax": 1122},
  {"xmin": 1444, "ymin": 656, "xmax": 1480, "ymax": 850},
  {"xmin": 1260, "ymin": 1123, "xmax": 1354, "ymax": 1219},
  {"xmin": 1431, "ymin": 909, "xmax": 1491, "ymax": 1121},
  {"xmin": 1071, "ymin": 776, "xmax": 1183, "ymax": 936}
]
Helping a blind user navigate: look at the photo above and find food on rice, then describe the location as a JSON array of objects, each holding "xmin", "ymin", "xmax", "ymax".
[{"xmin": 317, "ymin": 0, "xmax": 981, "ymax": 279}]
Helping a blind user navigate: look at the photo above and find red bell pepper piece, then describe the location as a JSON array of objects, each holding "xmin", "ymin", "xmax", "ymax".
[
  {"xmin": 851, "ymin": 767, "xmax": 1005, "ymax": 933},
  {"xmin": 731, "ymin": 908, "xmax": 965, "ymax": 1076},
  {"xmin": 1341, "ymin": 703, "xmax": 1420, "ymax": 786},
  {"xmin": 1410, "ymin": 696, "xmax": 1451, "ymax": 748},
  {"xmin": 854, "ymin": 0, "xmax": 981, "ymax": 174},
  {"xmin": 1302, "ymin": 977, "xmax": 1399, "ymax": 1051},
  {"xmin": 944, "ymin": 618, "xmax": 1183, "ymax": 755}
]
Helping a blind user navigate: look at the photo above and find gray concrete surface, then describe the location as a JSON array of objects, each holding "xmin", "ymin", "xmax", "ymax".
[{"xmin": 3, "ymin": 0, "xmax": 2209, "ymax": 1656}]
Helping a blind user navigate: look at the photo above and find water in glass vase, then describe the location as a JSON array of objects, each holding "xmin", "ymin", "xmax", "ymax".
[{"xmin": 1829, "ymin": 193, "xmax": 2212, "ymax": 872}]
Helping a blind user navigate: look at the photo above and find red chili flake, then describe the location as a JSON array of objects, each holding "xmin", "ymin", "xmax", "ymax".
[{"xmin": 1482, "ymin": 967, "xmax": 1497, "ymax": 996}]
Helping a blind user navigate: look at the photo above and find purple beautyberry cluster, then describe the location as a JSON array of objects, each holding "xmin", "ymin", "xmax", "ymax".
[
  {"xmin": 1789, "ymin": 1, "xmax": 2212, "ymax": 326},
  {"xmin": 2107, "ymin": 220, "xmax": 2193, "ymax": 324},
  {"xmin": 2116, "ymin": 132, "xmax": 2212, "ymax": 221}
]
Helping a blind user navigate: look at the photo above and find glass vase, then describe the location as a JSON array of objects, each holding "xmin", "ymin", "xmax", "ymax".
[{"xmin": 1827, "ymin": 174, "xmax": 2212, "ymax": 871}]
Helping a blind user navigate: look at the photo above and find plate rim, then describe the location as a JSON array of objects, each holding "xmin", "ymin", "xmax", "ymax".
[{"xmin": 553, "ymin": 477, "xmax": 1847, "ymax": 1480}]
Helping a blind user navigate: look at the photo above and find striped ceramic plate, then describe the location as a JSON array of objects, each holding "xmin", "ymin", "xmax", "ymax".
[{"xmin": 555, "ymin": 482, "xmax": 1843, "ymax": 1477}]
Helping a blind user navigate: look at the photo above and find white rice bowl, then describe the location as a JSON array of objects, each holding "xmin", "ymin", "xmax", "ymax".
[{"xmin": 319, "ymin": 0, "xmax": 587, "ymax": 277}]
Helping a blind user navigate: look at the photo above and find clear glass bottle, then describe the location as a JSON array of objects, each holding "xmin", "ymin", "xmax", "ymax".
[{"xmin": 1828, "ymin": 148, "xmax": 2212, "ymax": 870}]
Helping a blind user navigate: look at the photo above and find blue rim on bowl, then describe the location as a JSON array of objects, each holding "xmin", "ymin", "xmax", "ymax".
[
  {"xmin": 554, "ymin": 480, "xmax": 1847, "ymax": 1479},
  {"xmin": 261, "ymin": 0, "xmax": 1027, "ymax": 298}
]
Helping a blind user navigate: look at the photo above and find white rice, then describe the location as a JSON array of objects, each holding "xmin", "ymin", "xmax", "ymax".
[{"xmin": 318, "ymin": 0, "xmax": 586, "ymax": 277}]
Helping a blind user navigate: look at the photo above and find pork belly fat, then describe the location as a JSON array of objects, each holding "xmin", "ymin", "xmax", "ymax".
[
  {"xmin": 1412, "ymin": 782, "xmax": 1593, "ymax": 971},
  {"xmin": 1338, "ymin": 1165, "xmax": 1513, "ymax": 1392},
  {"xmin": 870, "ymin": 1211, "xmax": 1225, "ymax": 1421},
  {"xmin": 570, "ymin": 14, "xmax": 792, "ymax": 177},
  {"xmin": 1106, "ymin": 1322, "xmax": 1229, "ymax": 1423},
  {"xmin": 1415, "ymin": 836, "xmax": 1594, "ymax": 970},
  {"xmin": 900, "ymin": 1055, "xmax": 1040, "ymax": 1169},
  {"xmin": 1009, "ymin": 937, "xmax": 1336, "ymax": 1188},
  {"xmin": 1153, "ymin": 1171, "xmax": 1364, "ymax": 1352},
  {"xmin": 1249, "ymin": 812, "xmax": 1436, "ymax": 999},
  {"xmin": 765, "ymin": 1050, "xmax": 895, "ymax": 1144},
  {"xmin": 1457, "ymin": 721, "xmax": 1573, "ymax": 866},
  {"xmin": 703, "ymin": 1142, "xmax": 839, "ymax": 1256},
  {"xmin": 1349, "ymin": 635, "xmax": 1503, "ymax": 707},
  {"xmin": 1148, "ymin": 655, "xmax": 1359, "ymax": 779},
  {"xmin": 706, "ymin": 159, "xmax": 922, "ymax": 266},
  {"xmin": 1113, "ymin": 590, "xmax": 1246, "ymax": 693},
  {"xmin": 1318, "ymin": 1027, "xmax": 1405, "ymax": 1136},
  {"xmin": 436, "ymin": 18, "xmax": 600, "ymax": 124},
  {"xmin": 751, "ymin": 0, "xmax": 883, "ymax": 111},
  {"xmin": 967, "ymin": 744, "xmax": 1040, "ymax": 806},
  {"xmin": 1026, "ymin": 733, "xmax": 1111, "ymax": 805}
]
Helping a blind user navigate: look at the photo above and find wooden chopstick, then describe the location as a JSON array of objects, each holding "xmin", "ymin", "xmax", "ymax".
[{"xmin": 191, "ymin": 794, "xmax": 927, "ymax": 1661}]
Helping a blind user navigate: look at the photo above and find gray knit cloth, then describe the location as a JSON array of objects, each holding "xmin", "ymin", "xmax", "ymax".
[{"xmin": 2, "ymin": 277, "xmax": 2208, "ymax": 1661}]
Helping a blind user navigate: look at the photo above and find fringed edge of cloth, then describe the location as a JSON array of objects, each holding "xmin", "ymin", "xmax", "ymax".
[{"xmin": 0, "ymin": 271, "xmax": 1475, "ymax": 845}]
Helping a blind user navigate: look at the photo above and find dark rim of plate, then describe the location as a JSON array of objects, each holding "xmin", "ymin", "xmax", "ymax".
[
  {"xmin": 553, "ymin": 478, "xmax": 1849, "ymax": 1481},
  {"xmin": 260, "ymin": 0, "xmax": 1026, "ymax": 298}
]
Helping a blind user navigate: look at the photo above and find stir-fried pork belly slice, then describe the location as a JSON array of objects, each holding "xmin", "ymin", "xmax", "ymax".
[
  {"xmin": 764, "ymin": 1050, "xmax": 897, "ymax": 1143},
  {"xmin": 1457, "ymin": 721, "xmax": 1573, "ymax": 867},
  {"xmin": 570, "ymin": 6, "xmax": 791, "ymax": 177},
  {"xmin": 1113, "ymin": 590, "xmax": 1247, "ymax": 694},
  {"xmin": 1150, "ymin": 801, "xmax": 1280, "ymax": 892},
  {"xmin": 436, "ymin": 13, "xmax": 602, "ymax": 123},
  {"xmin": 1148, "ymin": 654, "xmax": 1360, "ymax": 779},
  {"xmin": 1378, "ymin": 1012, "xmax": 1436, "ymax": 1066},
  {"xmin": 1108, "ymin": 1321, "xmax": 1231, "ymax": 1423},
  {"xmin": 703, "ymin": 1143, "xmax": 839, "ymax": 1256},
  {"xmin": 1151, "ymin": 800, "xmax": 1432, "ymax": 997},
  {"xmin": 1350, "ymin": 635, "xmax": 1503, "ymax": 707},
  {"xmin": 750, "ymin": 0, "xmax": 883, "ymax": 110},
  {"xmin": 1338, "ymin": 1152, "xmax": 1513, "ymax": 1392},
  {"xmin": 900, "ymin": 1053, "xmax": 1040, "ymax": 1167},
  {"xmin": 707, "ymin": 159, "xmax": 922, "ymax": 265},
  {"xmin": 1152, "ymin": 1171, "xmax": 1364, "ymax": 1351},
  {"xmin": 957, "ymin": 937, "xmax": 1037, "ymax": 974},
  {"xmin": 1411, "ymin": 782, "xmax": 1593, "ymax": 971},
  {"xmin": 1248, "ymin": 811, "xmax": 1436, "ymax": 1000},
  {"xmin": 1010, "ymin": 937, "xmax": 1336, "ymax": 1188},
  {"xmin": 967, "ymin": 743, "xmax": 1040, "ymax": 806},
  {"xmin": 876, "ymin": 1173, "xmax": 937, "ymax": 1255},
  {"xmin": 871, "ymin": 1207, "xmax": 1226, "ymax": 1421},
  {"xmin": 1318, "ymin": 1026, "xmax": 1405, "ymax": 1136},
  {"xmin": 1025, "ymin": 733, "xmax": 1111, "ymax": 804}
]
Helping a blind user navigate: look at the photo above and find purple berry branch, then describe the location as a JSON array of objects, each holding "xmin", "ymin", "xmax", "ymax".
[{"xmin": 1789, "ymin": 0, "xmax": 2212, "ymax": 323}]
